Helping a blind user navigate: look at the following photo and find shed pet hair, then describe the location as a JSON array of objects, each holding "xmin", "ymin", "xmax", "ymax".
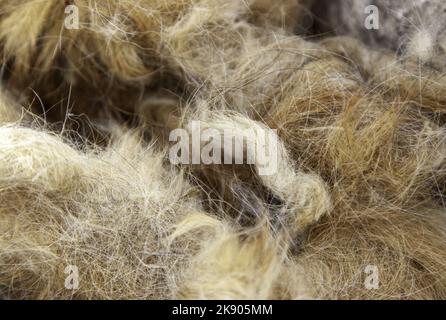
[{"xmin": 1, "ymin": 0, "xmax": 446, "ymax": 299}]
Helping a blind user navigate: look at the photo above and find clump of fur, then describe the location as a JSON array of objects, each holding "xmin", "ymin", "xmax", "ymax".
[
  {"xmin": 0, "ymin": 0, "xmax": 203, "ymax": 125},
  {"xmin": 0, "ymin": 96, "xmax": 310, "ymax": 299},
  {"xmin": 313, "ymin": 0, "xmax": 446, "ymax": 56},
  {"xmin": 1, "ymin": 0, "xmax": 446, "ymax": 300},
  {"xmin": 0, "ymin": 123, "xmax": 199, "ymax": 299},
  {"xmin": 183, "ymin": 113, "xmax": 332, "ymax": 235},
  {"xmin": 0, "ymin": 0, "xmax": 312, "ymax": 124},
  {"xmin": 175, "ymin": 225, "xmax": 312, "ymax": 299},
  {"xmin": 163, "ymin": 0, "xmax": 446, "ymax": 298}
]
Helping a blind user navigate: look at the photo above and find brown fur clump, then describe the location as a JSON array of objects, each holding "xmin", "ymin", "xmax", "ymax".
[
  {"xmin": 0, "ymin": 0, "xmax": 310, "ymax": 123},
  {"xmin": 0, "ymin": 119, "xmax": 299, "ymax": 299},
  {"xmin": 260, "ymin": 35, "xmax": 446, "ymax": 298},
  {"xmin": 0, "ymin": 92, "xmax": 312, "ymax": 299},
  {"xmin": 0, "ymin": 122, "xmax": 196, "ymax": 299},
  {"xmin": 0, "ymin": 0, "xmax": 446, "ymax": 300},
  {"xmin": 0, "ymin": 0, "xmax": 196, "ymax": 121}
]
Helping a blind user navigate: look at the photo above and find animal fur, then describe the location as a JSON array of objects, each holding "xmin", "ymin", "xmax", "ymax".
[
  {"xmin": 313, "ymin": 0, "xmax": 446, "ymax": 62},
  {"xmin": 1, "ymin": 0, "xmax": 446, "ymax": 300}
]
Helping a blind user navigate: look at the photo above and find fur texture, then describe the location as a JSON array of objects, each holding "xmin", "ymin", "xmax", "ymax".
[
  {"xmin": 1, "ymin": 0, "xmax": 446, "ymax": 300},
  {"xmin": 314, "ymin": 0, "xmax": 446, "ymax": 61}
]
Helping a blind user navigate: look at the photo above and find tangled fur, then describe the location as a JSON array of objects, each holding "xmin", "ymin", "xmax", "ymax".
[{"xmin": 1, "ymin": 0, "xmax": 446, "ymax": 300}]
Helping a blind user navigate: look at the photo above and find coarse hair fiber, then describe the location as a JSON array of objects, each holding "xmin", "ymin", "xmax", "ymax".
[{"xmin": 0, "ymin": 0, "xmax": 446, "ymax": 300}]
